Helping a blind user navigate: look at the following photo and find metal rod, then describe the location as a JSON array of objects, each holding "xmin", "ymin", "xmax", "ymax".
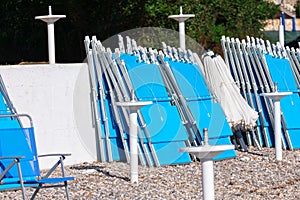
[
  {"xmin": 91, "ymin": 39, "xmax": 114, "ymax": 162},
  {"xmin": 235, "ymin": 39, "xmax": 262, "ymax": 149},
  {"xmin": 97, "ymin": 47, "xmax": 131, "ymax": 163},
  {"xmin": 35, "ymin": 6, "xmax": 66, "ymax": 64},
  {"xmin": 262, "ymin": 91, "xmax": 292, "ymax": 160},
  {"xmin": 247, "ymin": 41, "xmax": 273, "ymax": 147},
  {"xmin": 84, "ymin": 50, "xmax": 106, "ymax": 162},
  {"xmin": 158, "ymin": 52, "xmax": 202, "ymax": 145},
  {"xmin": 242, "ymin": 40, "xmax": 269, "ymax": 147},
  {"xmin": 105, "ymin": 51, "xmax": 152, "ymax": 166},
  {"xmin": 168, "ymin": 6, "xmax": 195, "ymax": 50},
  {"xmin": 114, "ymin": 51, "xmax": 160, "ymax": 167},
  {"xmin": 129, "ymin": 110, "xmax": 139, "ymax": 183},
  {"xmin": 202, "ymin": 159, "xmax": 215, "ymax": 200},
  {"xmin": 225, "ymin": 37, "xmax": 241, "ymax": 88},
  {"xmin": 254, "ymin": 41, "xmax": 292, "ymax": 150}
]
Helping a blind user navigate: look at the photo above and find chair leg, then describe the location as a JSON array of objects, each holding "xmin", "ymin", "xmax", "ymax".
[
  {"xmin": 30, "ymin": 184, "xmax": 42, "ymax": 200},
  {"xmin": 64, "ymin": 181, "xmax": 70, "ymax": 200},
  {"xmin": 60, "ymin": 156, "xmax": 71, "ymax": 200},
  {"xmin": 30, "ymin": 182, "xmax": 71, "ymax": 200},
  {"xmin": 17, "ymin": 161, "xmax": 27, "ymax": 200}
]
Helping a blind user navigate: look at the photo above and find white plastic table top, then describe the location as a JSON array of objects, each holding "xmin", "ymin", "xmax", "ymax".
[
  {"xmin": 168, "ymin": 14, "xmax": 195, "ymax": 22},
  {"xmin": 35, "ymin": 15, "xmax": 66, "ymax": 23},
  {"xmin": 116, "ymin": 101, "xmax": 153, "ymax": 110},
  {"xmin": 261, "ymin": 92, "xmax": 292, "ymax": 101},
  {"xmin": 179, "ymin": 145, "xmax": 234, "ymax": 160}
]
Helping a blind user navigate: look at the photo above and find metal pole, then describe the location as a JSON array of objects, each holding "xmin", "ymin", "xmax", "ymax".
[
  {"xmin": 116, "ymin": 100, "xmax": 152, "ymax": 185},
  {"xmin": 35, "ymin": 6, "xmax": 66, "ymax": 64},
  {"xmin": 273, "ymin": 99, "xmax": 282, "ymax": 160},
  {"xmin": 47, "ymin": 6, "xmax": 55, "ymax": 64},
  {"xmin": 129, "ymin": 110, "xmax": 138, "ymax": 184},
  {"xmin": 281, "ymin": 12, "xmax": 286, "ymax": 32},
  {"xmin": 179, "ymin": 128, "xmax": 234, "ymax": 200},
  {"xmin": 202, "ymin": 128, "xmax": 214, "ymax": 200},
  {"xmin": 91, "ymin": 40, "xmax": 114, "ymax": 162},
  {"xmin": 292, "ymin": 16, "xmax": 296, "ymax": 32},
  {"xmin": 105, "ymin": 50, "xmax": 152, "ymax": 166},
  {"xmin": 84, "ymin": 40, "xmax": 106, "ymax": 162},
  {"xmin": 202, "ymin": 159, "xmax": 214, "ymax": 200},
  {"xmin": 115, "ymin": 50, "xmax": 160, "ymax": 167},
  {"xmin": 240, "ymin": 40, "xmax": 265, "ymax": 146},
  {"xmin": 261, "ymin": 86, "xmax": 292, "ymax": 160},
  {"xmin": 168, "ymin": 6, "xmax": 194, "ymax": 50},
  {"xmin": 158, "ymin": 52, "xmax": 202, "ymax": 145},
  {"xmin": 279, "ymin": 23, "xmax": 284, "ymax": 47},
  {"xmin": 48, "ymin": 21, "xmax": 55, "ymax": 64},
  {"xmin": 179, "ymin": 23, "xmax": 185, "ymax": 49}
]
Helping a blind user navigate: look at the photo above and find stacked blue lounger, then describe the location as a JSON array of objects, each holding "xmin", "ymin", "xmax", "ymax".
[
  {"xmin": 264, "ymin": 54, "xmax": 300, "ymax": 148},
  {"xmin": 167, "ymin": 59, "xmax": 236, "ymax": 160},
  {"xmin": 120, "ymin": 53, "xmax": 192, "ymax": 165}
]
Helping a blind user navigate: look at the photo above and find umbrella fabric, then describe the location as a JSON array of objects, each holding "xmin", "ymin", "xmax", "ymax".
[{"xmin": 202, "ymin": 54, "xmax": 258, "ymax": 131}]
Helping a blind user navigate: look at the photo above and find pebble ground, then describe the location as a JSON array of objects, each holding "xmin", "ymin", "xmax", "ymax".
[{"xmin": 1, "ymin": 147, "xmax": 300, "ymax": 199}]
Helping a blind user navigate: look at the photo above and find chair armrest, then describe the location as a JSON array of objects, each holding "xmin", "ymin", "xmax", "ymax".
[
  {"xmin": 37, "ymin": 154, "xmax": 71, "ymax": 178},
  {"xmin": 0, "ymin": 156, "xmax": 25, "ymax": 181},
  {"xmin": 0, "ymin": 156, "xmax": 25, "ymax": 160},
  {"xmin": 38, "ymin": 153, "xmax": 71, "ymax": 158}
]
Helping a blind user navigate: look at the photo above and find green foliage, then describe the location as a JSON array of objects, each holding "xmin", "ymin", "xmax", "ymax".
[
  {"xmin": 0, "ymin": 0, "xmax": 279, "ymax": 64},
  {"xmin": 125, "ymin": 0, "xmax": 279, "ymax": 54},
  {"xmin": 296, "ymin": 1, "xmax": 300, "ymax": 18}
]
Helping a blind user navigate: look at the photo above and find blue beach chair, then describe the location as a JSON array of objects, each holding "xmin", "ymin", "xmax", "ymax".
[{"xmin": 0, "ymin": 114, "xmax": 74, "ymax": 200}]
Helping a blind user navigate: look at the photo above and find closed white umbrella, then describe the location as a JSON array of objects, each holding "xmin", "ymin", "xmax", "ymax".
[{"xmin": 202, "ymin": 53, "xmax": 258, "ymax": 131}]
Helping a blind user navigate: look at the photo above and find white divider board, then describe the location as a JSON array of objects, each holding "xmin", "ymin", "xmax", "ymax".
[{"xmin": 0, "ymin": 63, "xmax": 98, "ymax": 169}]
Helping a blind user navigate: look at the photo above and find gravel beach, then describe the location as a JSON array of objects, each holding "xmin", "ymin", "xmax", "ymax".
[{"xmin": 1, "ymin": 146, "xmax": 300, "ymax": 199}]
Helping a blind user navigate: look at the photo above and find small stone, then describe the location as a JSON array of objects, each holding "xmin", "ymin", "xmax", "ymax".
[
  {"xmin": 81, "ymin": 169, "xmax": 98, "ymax": 174},
  {"xmin": 240, "ymin": 156, "xmax": 250, "ymax": 162}
]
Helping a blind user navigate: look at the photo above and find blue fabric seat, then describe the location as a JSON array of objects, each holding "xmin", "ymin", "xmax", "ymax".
[{"xmin": 0, "ymin": 114, "xmax": 74, "ymax": 200}]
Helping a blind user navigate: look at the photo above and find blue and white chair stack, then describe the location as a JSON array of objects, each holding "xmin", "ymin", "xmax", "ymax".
[
  {"xmin": 84, "ymin": 35, "xmax": 237, "ymax": 167},
  {"xmin": 221, "ymin": 35, "xmax": 300, "ymax": 150}
]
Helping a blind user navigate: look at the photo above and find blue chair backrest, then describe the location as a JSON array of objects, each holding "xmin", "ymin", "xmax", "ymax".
[
  {"xmin": 121, "ymin": 54, "xmax": 170, "ymax": 101},
  {"xmin": 0, "ymin": 96, "xmax": 7, "ymax": 114},
  {"xmin": 0, "ymin": 126, "xmax": 41, "ymax": 184},
  {"xmin": 168, "ymin": 60, "xmax": 212, "ymax": 100},
  {"xmin": 264, "ymin": 54, "xmax": 299, "ymax": 92}
]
